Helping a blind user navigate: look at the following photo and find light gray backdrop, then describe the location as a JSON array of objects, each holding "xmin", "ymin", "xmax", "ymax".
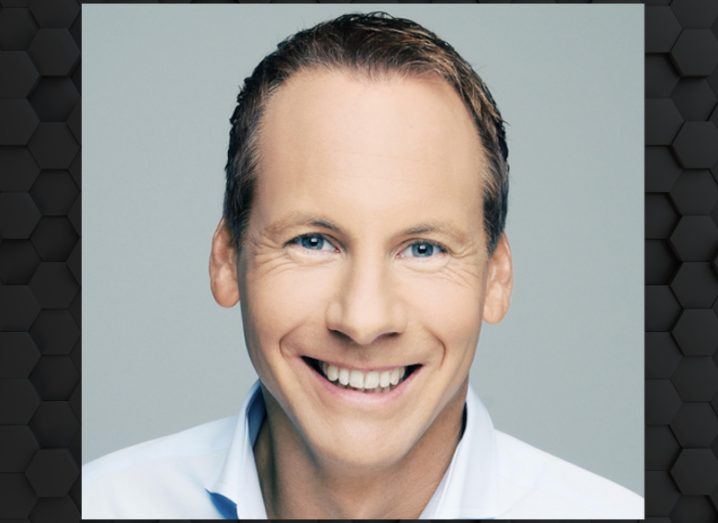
[{"xmin": 82, "ymin": 4, "xmax": 644, "ymax": 495}]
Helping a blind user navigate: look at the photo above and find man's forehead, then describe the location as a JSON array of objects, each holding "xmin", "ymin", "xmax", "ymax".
[
  {"xmin": 257, "ymin": 69, "xmax": 486, "ymax": 179},
  {"xmin": 259, "ymin": 68, "xmax": 481, "ymax": 155}
]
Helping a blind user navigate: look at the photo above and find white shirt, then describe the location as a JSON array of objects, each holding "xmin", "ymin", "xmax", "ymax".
[{"xmin": 83, "ymin": 380, "xmax": 644, "ymax": 519}]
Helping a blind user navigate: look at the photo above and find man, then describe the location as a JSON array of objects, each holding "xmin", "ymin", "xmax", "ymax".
[{"xmin": 83, "ymin": 12, "xmax": 643, "ymax": 519}]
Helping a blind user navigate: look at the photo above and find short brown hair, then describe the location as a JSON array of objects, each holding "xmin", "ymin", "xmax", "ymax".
[{"xmin": 224, "ymin": 11, "xmax": 509, "ymax": 254}]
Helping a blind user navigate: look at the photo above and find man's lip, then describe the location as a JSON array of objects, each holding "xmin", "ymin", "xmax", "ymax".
[
  {"xmin": 301, "ymin": 355, "xmax": 423, "ymax": 405},
  {"xmin": 300, "ymin": 355, "xmax": 420, "ymax": 373}
]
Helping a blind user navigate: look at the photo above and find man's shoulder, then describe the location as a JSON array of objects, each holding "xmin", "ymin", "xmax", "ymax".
[
  {"xmin": 84, "ymin": 414, "xmax": 237, "ymax": 479},
  {"xmin": 82, "ymin": 415, "xmax": 238, "ymax": 518},
  {"xmin": 493, "ymin": 430, "xmax": 644, "ymax": 519}
]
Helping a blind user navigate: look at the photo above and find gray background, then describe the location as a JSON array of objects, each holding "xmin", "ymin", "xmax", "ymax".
[{"xmin": 82, "ymin": 5, "xmax": 644, "ymax": 495}]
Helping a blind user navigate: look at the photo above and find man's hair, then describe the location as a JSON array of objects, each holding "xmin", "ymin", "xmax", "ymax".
[{"xmin": 224, "ymin": 12, "xmax": 509, "ymax": 255}]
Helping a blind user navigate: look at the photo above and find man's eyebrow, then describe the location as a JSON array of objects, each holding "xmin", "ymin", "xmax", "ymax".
[
  {"xmin": 264, "ymin": 212, "xmax": 343, "ymax": 236},
  {"xmin": 399, "ymin": 222, "xmax": 469, "ymax": 243}
]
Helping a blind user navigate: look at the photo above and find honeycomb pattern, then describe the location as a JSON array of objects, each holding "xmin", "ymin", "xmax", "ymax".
[
  {"xmin": 1, "ymin": 1, "xmax": 718, "ymax": 522},
  {"xmin": 671, "ymin": 79, "xmax": 716, "ymax": 120},
  {"xmin": 29, "ymin": 356, "xmax": 79, "ymax": 401},
  {"xmin": 670, "ymin": 263, "xmax": 718, "ymax": 307},
  {"xmin": 671, "ymin": 449, "xmax": 718, "ymax": 494},
  {"xmin": 646, "ymin": 425, "xmax": 680, "ymax": 469},
  {"xmin": 672, "ymin": 497, "xmax": 717, "ymax": 523},
  {"xmin": 646, "ymin": 55, "xmax": 679, "ymax": 98},
  {"xmin": 30, "ymin": 78, "xmax": 80, "ymax": 122},
  {"xmin": 670, "ymin": 0, "xmax": 718, "ymax": 28},
  {"xmin": 28, "ymin": 123, "xmax": 79, "ymax": 169},
  {"xmin": 669, "ymin": 170, "xmax": 718, "ymax": 214},
  {"xmin": 0, "ymin": 426, "xmax": 38, "ymax": 472},
  {"xmin": 646, "ymin": 193, "xmax": 679, "ymax": 239},
  {"xmin": 670, "ymin": 29, "xmax": 718, "ymax": 77},
  {"xmin": 0, "ymin": 7, "xmax": 37, "ymax": 50},
  {"xmin": 0, "ymin": 99, "xmax": 39, "ymax": 144},
  {"xmin": 30, "ymin": 170, "xmax": 79, "ymax": 216},
  {"xmin": 646, "ymin": 146, "xmax": 683, "ymax": 192},
  {"xmin": 0, "ymin": 52, "xmax": 39, "ymax": 98},
  {"xmin": 671, "ymin": 403, "xmax": 718, "ymax": 447},
  {"xmin": 25, "ymin": 449, "xmax": 78, "ymax": 497},
  {"xmin": 646, "ymin": 6, "xmax": 681, "ymax": 53},
  {"xmin": 646, "ymin": 285, "xmax": 681, "ymax": 331},
  {"xmin": 646, "ymin": 98, "xmax": 683, "ymax": 145},
  {"xmin": 30, "ymin": 217, "xmax": 78, "ymax": 261},
  {"xmin": 672, "ymin": 122, "xmax": 718, "ymax": 168},
  {"xmin": 647, "ymin": 471, "xmax": 681, "ymax": 515},
  {"xmin": 0, "ymin": 1, "xmax": 82, "ymax": 519},
  {"xmin": 671, "ymin": 310, "xmax": 718, "ymax": 355},
  {"xmin": 646, "ymin": 332, "xmax": 682, "ymax": 378},
  {"xmin": 0, "ymin": 148, "xmax": 40, "ymax": 192},
  {"xmin": 28, "ymin": 29, "xmax": 79, "ymax": 76},
  {"xmin": 669, "ymin": 216, "xmax": 718, "ymax": 261},
  {"xmin": 30, "ymin": 497, "xmax": 80, "ymax": 523},
  {"xmin": 672, "ymin": 357, "xmax": 718, "ymax": 401},
  {"xmin": 0, "ymin": 333, "xmax": 40, "ymax": 378},
  {"xmin": 30, "ymin": 402, "xmax": 78, "ymax": 447},
  {"xmin": 30, "ymin": 310, "xmax": 79, "ymax": 355},
  {"xmin": 646, "ymin": 240, "xmax": 678, "ymax": 284},
  {"xmin": 0, "ymin": 475, "xmax": 36, "ymax": 519},
  {"xmin": 28, "ymin": 0, "xmax": 80, "ymax": 28}
]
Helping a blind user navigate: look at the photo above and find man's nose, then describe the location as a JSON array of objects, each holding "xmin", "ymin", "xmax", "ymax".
[{"xmin": 325, "ymin": 255, "xmax": 407, "ymax": 346}]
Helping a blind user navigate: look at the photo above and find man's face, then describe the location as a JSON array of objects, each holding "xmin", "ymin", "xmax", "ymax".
[{"xmin": 214, "ymin": 69, "xmax": 511, "ymax": 467}]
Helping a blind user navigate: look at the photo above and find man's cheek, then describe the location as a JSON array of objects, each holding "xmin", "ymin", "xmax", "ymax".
[
  {"xmin": 405, "ymin": 278, "xmax": 483, "ymax": 341},
  {"xmin": 248, "ymin": 268, "xmax": 334, "ymax": 344}
]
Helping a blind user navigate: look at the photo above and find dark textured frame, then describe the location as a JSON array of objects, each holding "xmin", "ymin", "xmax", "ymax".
[{"xmin": 1, "ymin": 0, "xmax": 717, "ymax": 521}]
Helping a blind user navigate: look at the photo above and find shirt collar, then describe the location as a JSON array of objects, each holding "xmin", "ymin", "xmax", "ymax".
[
  {"xmin": 420, "ymin": 384, "xmax": 500, "ymax": 518},
  {"xmin": 206, "ymin": 380, "xmax": 267, "ymax": 519},
  {"xmin": 207, "ymin": 380, "xmax": 499, "ymax": 519}
]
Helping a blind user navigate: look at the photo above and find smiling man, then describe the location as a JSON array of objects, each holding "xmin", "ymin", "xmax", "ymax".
[{"xmin": 83, "ymin": 12, "xmax": 643, "ymax": 519}]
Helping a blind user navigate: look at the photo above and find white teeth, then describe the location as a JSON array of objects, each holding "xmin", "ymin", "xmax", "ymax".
[
  {"xmin": 316, "ymin": 359, "xmax": 411, "ymax": 392},
  {"xmin": 349, "ymin": 370, "xmax": 364, "ymax": 389},
  {"xmin": 365, "ymin": 371, "xmax": 379, "ymax": 389},
  {"xmin": 338, "ymin": 368, "xmax": 350, "ymax": 386},
  {"xmin": 389, "ymin": 368, "xmax": 401, "ymax": 385}
]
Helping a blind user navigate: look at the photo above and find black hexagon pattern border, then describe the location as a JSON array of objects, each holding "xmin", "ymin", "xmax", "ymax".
[{"xmin": 2, "ymin": 1, "xmax": 717, "ymax": 522}]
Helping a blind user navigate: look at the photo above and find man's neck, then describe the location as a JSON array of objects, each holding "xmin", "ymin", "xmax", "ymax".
[{"xmin": 253, "ymin": 383, "xmax": 467, "ymax": 519}]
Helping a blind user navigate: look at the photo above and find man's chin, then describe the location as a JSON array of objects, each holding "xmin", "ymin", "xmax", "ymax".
[{"xmin": 305, "ymin": 422, "xmax": 419, "ymax": 471}]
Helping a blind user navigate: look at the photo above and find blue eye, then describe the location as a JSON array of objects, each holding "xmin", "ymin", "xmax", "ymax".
[
  {"xmin": 291, "ymin": 234, "xmax": 335, "ymax": 252},
  {"xmin": 401, "ymin": 241, "xmax": 446, "ymax": 258}
]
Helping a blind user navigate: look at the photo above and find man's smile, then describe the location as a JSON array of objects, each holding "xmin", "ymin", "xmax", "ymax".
[{"xmin": 301, "ymin": 356, "xmax": 423, "ymax": 395}]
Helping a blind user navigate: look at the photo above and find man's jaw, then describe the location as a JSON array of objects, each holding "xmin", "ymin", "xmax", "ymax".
[{"xmin": 302, "ymin": 356, "xmax": 422, "ymax": 393}]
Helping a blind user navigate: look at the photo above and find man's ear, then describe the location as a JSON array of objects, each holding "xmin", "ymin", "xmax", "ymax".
[
  {"xmin": 209, "ymin": 218, "xmax": 240, "ymax": 307},
  {"xmin": 482, "ymin": 233, "xmax": 513, "ymax": 324}
]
